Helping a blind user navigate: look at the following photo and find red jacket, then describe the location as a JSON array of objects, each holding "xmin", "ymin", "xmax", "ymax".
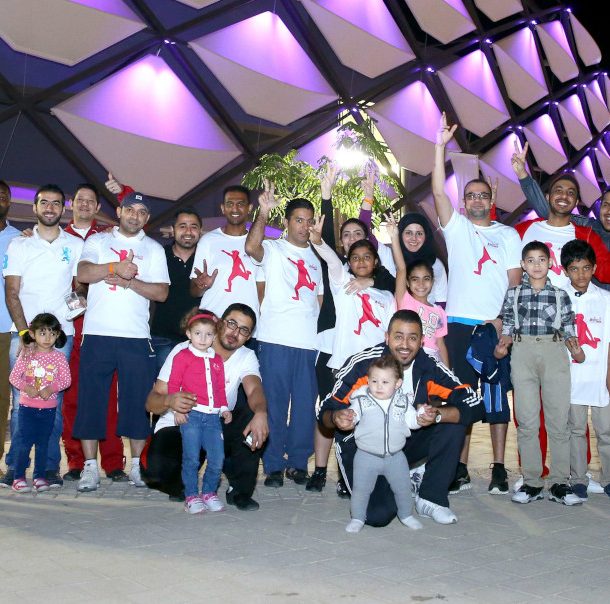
[
  {"xmin": 516, "ymin": 217, "xmax": 610, "ymax": 284},
  {"xmin": 64, "ymin": 219, "xmax": 109, "ymax": 240}
]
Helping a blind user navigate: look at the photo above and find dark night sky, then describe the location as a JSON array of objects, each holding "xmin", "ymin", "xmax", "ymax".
[{"xmin": 571, "ymin": 3, "xmax": 609, "ymax": 72}]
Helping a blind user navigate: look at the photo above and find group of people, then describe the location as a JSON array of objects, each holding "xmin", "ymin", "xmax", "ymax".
[{"xmin": 1, "ymin": 113, "xmax": 609, "ymax": 532}]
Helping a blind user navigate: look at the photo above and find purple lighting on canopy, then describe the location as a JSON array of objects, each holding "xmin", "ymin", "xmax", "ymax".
[
  {"xmin": 70, "ymin": 0, "xmax": 138, "ymax": 19},
  {"xmin": 545, "ymin": 21, "xmax": 575, "ymax": 60},
  {"xmin": 562, "ymin": 94, "xmax": 588, "ymax": 127},
  {"xmin": 455, "ymin": 50, "xmax": 506, "ymax": 113},
  {"xmin": 193, "ymin": 12, "xmax": 331, "ymax": 93}
]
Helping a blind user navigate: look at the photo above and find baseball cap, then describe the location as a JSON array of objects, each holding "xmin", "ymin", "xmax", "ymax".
[{"xmin": 122, "ymin": 191, "xmax": 150, "ymax": 212}]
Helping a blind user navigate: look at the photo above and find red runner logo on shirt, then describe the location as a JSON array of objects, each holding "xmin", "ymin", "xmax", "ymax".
[
  {"xmin": 544, "ymin": 242, "xmax": 563, "ymax": 276},
  {"xmin": 222, "ymin": 249, "xmax": 251, "ymax": 292},
  {"xmin": 354, "ymin": 293, "xmax": 381, "ymax": 335},
  {"xmin": 473, "ymin": 246, "xmax": 497, "ymax": 275},
  {"xmin": 288, "ymin": 258, "xmax": 316, "ymax": 300},
  {"xmin": 109, "ymin": 248, "xmax": 130, "ymax": 291},
  {"xmin": 575, "ymin": 313, "xmax": 601, "ymax": 349}
]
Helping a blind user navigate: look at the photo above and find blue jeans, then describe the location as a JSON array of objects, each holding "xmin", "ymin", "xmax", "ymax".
[
  {"xmin": 180, "ymin": 412, "xmax": 224, "ymax": 497},
  {"xmin": 14, "ymin": 406, "xmax": 55, "ymax": 480},
  {"xmin": 150, "ymin": 336, "xmax": 181, "ymax": 376},
  {"xmin": 6, "ymin": 334, "xmax": 73, "ymax": 472}
]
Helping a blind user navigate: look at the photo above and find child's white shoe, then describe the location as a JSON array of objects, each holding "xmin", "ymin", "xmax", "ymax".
[
  {"xmin": 400, "ymin": 515, "xmax": 423, "ymax": 530},
  {"xmin": 345, "ymin": 519, "xmax": 365, "ymax": 533}
]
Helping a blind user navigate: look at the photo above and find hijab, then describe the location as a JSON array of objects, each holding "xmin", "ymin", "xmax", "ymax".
[{"xmin": 397, "ymin": 212, "xmax": 437, "ymax": 267}]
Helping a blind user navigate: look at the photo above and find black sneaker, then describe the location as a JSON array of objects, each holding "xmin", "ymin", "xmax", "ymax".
[
  {"xmin": 106, "ymin": 469, "xmax": 129, "ymax": 482},
  {"xmin": 285, "ymin": 467, "xmax": 309, "ymax": 485},
  {"xmin": 511, "ymin": 484, "xmax": 544, "ymax": 504},
  {"xmin": 0, "ymin": 468, "xmax": 15, "ymax": 488},
  {"xmin": 488, "ymin": 463, "xmax": 509, "ymax": 495},
  {"xmin": 336, "ymin": 476, "xmax": 351, "ymax": 499},
  {"xmin": 448, "ymin": 463, "xmax": 471, "ymax": 495},
  {"xmin": 264, "ymin": 471, "xmax": 284, "ymax": 488},
  {"xmin": 45, "ymin": 470, "xmax": 63, "ymax": 489},
  {"xmin": 305, "ymin": 468, "xmax": 327, "ymax": 492},
  {"xmin": 63, "ymin": 469, "xmax": 82, "ymax": 481},
  {"xmin": 548, "ymin": 483, "xmax": 582, "ymax": 506}
]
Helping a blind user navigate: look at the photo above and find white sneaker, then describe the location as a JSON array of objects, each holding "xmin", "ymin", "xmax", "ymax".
[
  {"xmin": 185, "ymin": 496, "xmax": 205, "ymax": 514},
  {"xmin": 512, "ymin": 474, "xmax": 524, "ymax": 493},
  {"xmin": 202, "ymin": 492, "xmax": 225, "ymax": 512},
  {"xmin": 587, "ymin": 473, "xmax": 605, "ymax": 494},
  {"xmin": 345, "ymin": 519, "xmax": 364, "ymax": 533},
  {"xmin": 77, "ymin": 466, "xmax": 100, "ymax": 492},
  {"xmin": 128, "ymin": 465, "xmax": 146, "ymax": 488},
  {"xmin": 415, "ymin": 496, "xmax": 457, "ymax": 524},
  {"xmin": 399, "ymin": 515, "xmax": 423, "ymax": 530}
]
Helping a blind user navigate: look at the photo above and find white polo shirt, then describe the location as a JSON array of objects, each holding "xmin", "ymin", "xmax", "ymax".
[
  {"xmin": 3, "ymin": 227, "xmax": 84, "ymax": 335},
  {"xmin": 80, "ymin": 227, "xmax": 170, "ymax": 338},
  {"xmin": 154, "ymin": 340, "xmax": 261, "ymax": 431},
  {"xmin": 190, "ymin": 228, "xmax": 262, "ymax": 320}
]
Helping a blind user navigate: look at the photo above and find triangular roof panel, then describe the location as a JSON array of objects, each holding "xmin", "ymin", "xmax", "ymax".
[
  {"xmin": 473, "ymin": 0, "xmax": 523, "ymax": 22},
  {"xmin": 557, "ymin": 94, "xmax": 593, "ymax": 150},
  {"xmin": 536, "ymin": 21, "xmax": 579, "ymax": 83},
  {"xmin": 523, "ymin": 114, "xmax": 567, "ymax": 175},
  {"xmin": 595, "ymin": 146, "xmax": 610, "ymax": 183},
  {"xmin": 569, "ymin": 13, "xmax": 601, "ymax": 67},
  {"xmin": 574, "ymin": 155, "xmax": 600, "ymax": 207},
  {"xmin": 404, "ymin": 0, "xmax": 476, "ymax": 44},
  {"xmin": 584, "ymin": 81, "xmax": 610, "ymax": 133}
]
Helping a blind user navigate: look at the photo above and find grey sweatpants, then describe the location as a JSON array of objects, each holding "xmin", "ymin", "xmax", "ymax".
[{"xmin": 351, "ymin": 448, "xmax": 412, "ymax": 522}]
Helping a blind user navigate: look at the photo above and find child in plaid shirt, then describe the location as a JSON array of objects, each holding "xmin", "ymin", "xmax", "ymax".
[{"xmin": 495, "ymin": 241, "xmax": 584, "ymax": 506}]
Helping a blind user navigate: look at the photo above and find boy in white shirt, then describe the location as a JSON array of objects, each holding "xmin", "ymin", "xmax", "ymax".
[{"xmin": 561, "ymin": 240, "xmax": 610, "ymax": 500}]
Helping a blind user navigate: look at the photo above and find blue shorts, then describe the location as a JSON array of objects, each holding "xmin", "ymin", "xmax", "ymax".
[{"xmin": 73, "ymin": 335, "xmax": 156, "ymax": 440}]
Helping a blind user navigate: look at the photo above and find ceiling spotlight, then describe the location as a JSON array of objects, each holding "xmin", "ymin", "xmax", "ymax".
[
  {"xmin": 484, "ymin": 38, "xmax": 492, "ymax": 44},
  {"xmin": 530, "ymin": 20, "xmax": 537, "ymax": 26},
  {"xmin": 426, "ymin": 67, "xmax": 435, "ymax": 73},
  {"xmin": 565, "ymin": 7, "xmax": 572, "ymax": 13}
]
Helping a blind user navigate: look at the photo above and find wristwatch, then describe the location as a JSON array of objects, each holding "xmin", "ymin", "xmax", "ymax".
[{"xmin": 435, "ymin": 412, "xmax": 442, "ymax": 424}]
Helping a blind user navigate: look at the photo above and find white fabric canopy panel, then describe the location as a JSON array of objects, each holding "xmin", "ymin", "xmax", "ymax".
[
  {"xmin": 492, "ymin": 27, "xmax": 547, "ymax": 110},
  {"xmin": 574, "ymin": 156, "xmax": 600, "ymax": 207},
  {"xmin": 437, "ymin": 50, "xmax": 510, "ymax": 137},
  {"xmin": 604, "ymin": 75, "xmax": 610, "ymax": 112},
  {"xmin": 536, "ymin": 21, "xmax": 579, "ymax": 83},
  {"xmin": 299, "ymin": 0, "xmax": 415, "ymax": 79},
  {"xmin": 175, "ymin": 0, "xmax": 221, "ymax": 7},
  {"xmin": 403, "ymin": 0, "xmax": 475, "ymax": 45},
  {"xmin": 472, "ymin": 0, "xmax": 523, "ymax": 22},
  {"xmin": 523, "ymin": 114, "xmax": 567, "ymax": 175},
  {"xmin": 479, "ymin": 135, "xmax": 526, "ymax": 212},
  {"xmin": 557, "ymin": 94, "xmax": 593, "ymax": 151},
  {"xmin": 189, "ymin": 12, "xmax": 337, "ymax": 126},
  {"xmin": 366, "ymin": 81, "xmax": 460, "ymax": 176},
  {"xmin": 584, "ymin": 82, "xmax": 610, "ymax": 133},
  {"xmin": 0, "ymin": 0, "xmax": 145, "ymax": 66},
  {"xmin": 51, "ymin": 55, "xmax": 242, "ymax": 200},
  {"xmin": 569, "ymin": 13, "xmax": 602, "ymax": 67},
  {"xmin": 594, "ymin": 146, "xmax": 610, "ymax": 184}
]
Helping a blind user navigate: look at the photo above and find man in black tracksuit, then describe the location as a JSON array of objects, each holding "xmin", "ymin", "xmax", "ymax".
[{"xmin": 319, "ymin": 309, "xmax": 484, "ymax": 526}]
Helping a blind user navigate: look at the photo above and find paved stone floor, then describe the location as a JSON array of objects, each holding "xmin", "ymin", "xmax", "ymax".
[{"xmin": 1, "ymin": 415, "xmax": 609, "ymax": 603}]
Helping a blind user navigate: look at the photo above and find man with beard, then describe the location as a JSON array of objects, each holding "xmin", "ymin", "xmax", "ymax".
[
  {"xmin": 0, "ymin": 181, "xmax": 20, "ymax": 476},
  {"xmin": 319, "ymin": 310, "xmax": 484, "ymax": 525},
  {"xmin": 190, "ymin": 185, "xmax": 261, "ymax": 335},
  {"xmin": 1, "ymin": 184, "xmax": 83, "ymax": 488},
  {"xmin": 143, "ymin": 303, "xmax": 268, "ymax": 511},
  {"xmin": 433, "ymin": 114, "xmax": 522, "ymax": 496},
  {"xmin": 73, "ymin": 192, "xmax": 169, "ymax": 492}
]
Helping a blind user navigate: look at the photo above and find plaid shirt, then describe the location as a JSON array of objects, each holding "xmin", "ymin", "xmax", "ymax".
[{"xmin": 501, "ymin": 273, "xmax": 575, "ymax": 340}]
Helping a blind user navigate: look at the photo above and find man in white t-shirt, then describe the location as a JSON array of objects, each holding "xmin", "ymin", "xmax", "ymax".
[
  {"xmin": 245, "ymin": 182, "xmax": 323, "ymax": 487},
  {"xmin": 433, "ymin": 114, "xmax": 522, "ymax": 495},
  {"xmin": 1, "ymin": 184, "xmax": 84, "ymax": 488},
  {"xmin": 143, "ymin": 303, "xmax": 268, "ymax": 510},
  {"xmin": 190, "ymin": 185, "xmax": 262, "ymax": 327},
  {"xmin": 73, "ymin": 192, "xmax": 170, "ymax": 493}
]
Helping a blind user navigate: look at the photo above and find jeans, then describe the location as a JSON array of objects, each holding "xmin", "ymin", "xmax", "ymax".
[
  {"xmin": 6, "ymin": 333, "xmax": 73, "ymax": 472},
  {"xmin": 14, "ymin": 406, "xmax": 55, "ymax": 480},
  {"xmin": 151, "ymin": 336, "xmax": 181, "ymax": 376},
  {"xmin": 180, "ymin": 412, "xmax": 224, "ymax": 498}
]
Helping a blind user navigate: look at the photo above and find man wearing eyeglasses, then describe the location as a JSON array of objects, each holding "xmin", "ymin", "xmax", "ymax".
[
  {"xmin": 143, "ymin": 303, "xmax": 268, "ymax": 511},
  {"xmin": 433, "ymin": 114, "xmax": 522, "ymax": 496}
]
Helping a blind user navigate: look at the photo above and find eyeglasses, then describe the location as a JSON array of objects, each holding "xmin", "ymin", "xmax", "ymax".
[
  {"xmin": 464, "ymin": 192, "xmax": 491, "ymax": 201},
  {"xmin": 224, "ymin": 318, "xmax": 251, "ymax": 337}
]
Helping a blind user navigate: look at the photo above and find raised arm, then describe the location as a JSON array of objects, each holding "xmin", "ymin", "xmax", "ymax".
[
  {"xmin": 359, "ymin": 162, "xmax": 379, "ymax": 248},
  {"xmin": 432, "ymin": 112, "xmax": 458, "ymax": 228},
  {"xmin": 245, "ymin": 179, "xmax": 278, "ymax": 263},
  {"xmin": 309, "ymin": 215, "xmax": 344, "ymax": 283},
  {"xmin": 320, "ymin": 163, "xmax": 339, "ymax": 252},
  {"xmin": 511, "ymin": 140, "xmax": 550, "ymax": 219},
  {"xmin": 385, "ymin": 213, "xmax": 406, "ymax": 303}
]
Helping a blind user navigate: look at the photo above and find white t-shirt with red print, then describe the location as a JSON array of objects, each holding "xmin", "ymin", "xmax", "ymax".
[
  {"xmin": 566, "ymin": 282, "xmax": 610, "ymax": 407},
  {"xmin": 442, "ymin": 212, "xmax": 522, "ymax": 321},
  {"xmin": 190, "ymin": 228, "xmax": 262, "ymax": 321},
  {"xmin": 328, "ymin": 270, "xmax": 396, "ymax": 369},
  {"xmin": 80, "ymin": 227, "xmax": 170, "ymax": 338},
  {"xmin": 255, "ymin": 238, "xmax": 323, "ymax": 350},
  {"xmin": 519, "ymin": 221, "xmax": 574, "ymax": 290}
]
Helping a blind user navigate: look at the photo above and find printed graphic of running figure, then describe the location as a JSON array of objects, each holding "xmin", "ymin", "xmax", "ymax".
[
  {"xmin": 544, "ymin": 242, "xmax": 563, "ymax": 276},
  {"xmin": 288, "ymin": 258, "xmax": 316, "ymax": 300},
  {"xmin": 354, "ymin": 293, "xmax": 381, "ymax": 335},
  {"xmin": 575, "ymin": 313, "xmax": 601, "ymax": 349},
  {"xmin": 109, "ymin": 248, "xmax": 134, "ymax": 291},
  {"xmin": 222, "ymin": 249, "xmax": 251, "ymax": 292},
  {"xmin": 473, "ymin": 246, "xmax": 497, "ymax": 275}
]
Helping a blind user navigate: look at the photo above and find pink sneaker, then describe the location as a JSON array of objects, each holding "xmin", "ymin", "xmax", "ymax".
[
  {"xmin": 11, "ymin": 479, "xmax": 31, "ymax": 493},
  {"xmin": 184, "ymin": 495, "xmax": 205, "ymax": 515},
  {"xmin": 202, "ymin": 492, "xmax": 225, "ymax": 512},
  {"xmin": 33, "ymin": 478, "xmax": 50, "ymax": 493}
]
